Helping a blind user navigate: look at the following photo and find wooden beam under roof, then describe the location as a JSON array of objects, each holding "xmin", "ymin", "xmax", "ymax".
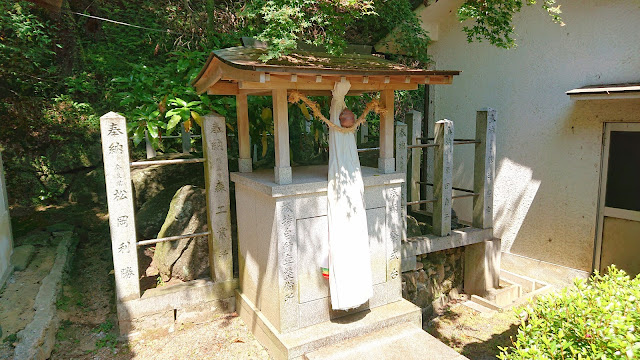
[
  {"xmin": 237, "ymin": 79, "xmax": 419, "ymax": 92},
  {"xmin": 205, "ymin": 74, "xmax": 450, "ymax": 94},
  {"xmin": 192, "ymin": 45, "xmax": 460, "ymax": 95}
]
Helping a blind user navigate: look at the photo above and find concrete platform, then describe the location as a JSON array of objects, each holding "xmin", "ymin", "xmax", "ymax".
[
  {"xmin": 237, "ymin": 291, "xmax": 426, "ymax": 360},
  {"xmin": 117, "ymin": 278, "xmax": 237, "ymax": 336},
  {"xmin": 304, "ymin": 322, "xmax": 468, "ymax": 360}
]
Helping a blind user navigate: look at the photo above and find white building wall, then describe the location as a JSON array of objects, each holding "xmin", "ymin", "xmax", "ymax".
[
  {"xmin": 425, "ymin": 0, "xmax": 640, "ymax": 272},
  {"xmin": 0, "ymin": 152, "xmax": 13, "ymax": 286}
]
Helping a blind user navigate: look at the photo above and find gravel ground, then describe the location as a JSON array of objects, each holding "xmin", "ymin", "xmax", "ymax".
[
  {"xmin": 117, "ymin": 312, "xmax": 271, "ymax": 360},
  {"xmin": 424, "ymin": 303, "xmax": 520, "ymax": 360}
]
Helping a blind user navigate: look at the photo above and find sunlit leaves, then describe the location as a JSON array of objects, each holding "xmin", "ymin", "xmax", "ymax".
[
  {"xmin": 458, "ymin": 0, "xmax": 563, "ymax": 49},
  {"xmin": 0, "ymin": 1, "xmax": 58, "ymax": 96},
  {"xmin": 244, "ymin": 0, "xmax": 376, "ymax": 61},
  {"xmin": 499, "ymin": 266, "xmax": 640, "ymax": 359}
]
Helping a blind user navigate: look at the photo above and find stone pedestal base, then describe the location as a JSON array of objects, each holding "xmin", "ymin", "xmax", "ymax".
[
  {"xmin": 239, "ymin": 158, "xmax": 253, "ymax": 173},
  {"xmin": 305, "ymin": 322, "xmax": 468, "ymax": 360},
  {"xmin": 274, "ymin": 166, "xmax": 292, "ymax": 184},
  {"xmin": 378, "ymin": 157, "xmax": 395, "ymax": 174},
  {"xmin": 463, "ymin": 238, "xmax": 501, "ymax": 297},
  {"xmin": 117, "ymin": 279, "xmax": 237, "ymax": 337},
  {"xmin": 236, "ymin": 290, "xmax": 422, "ymax": 360}
]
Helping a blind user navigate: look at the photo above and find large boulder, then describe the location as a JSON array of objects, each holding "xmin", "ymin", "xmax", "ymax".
[
  {"xmin": 130, "ymin": 155, "xmax": 205, "ymax": 208},
  {"xmin": 151, "ymin": 185, "xmax": 209, "ymax": 282},
  {"xmin": 135, "ymin": 188, "xmax": 176, "ymax": 240},
  {"xmin": 407, "ymin": 215, "xmax": 422, "ymax": 237}
]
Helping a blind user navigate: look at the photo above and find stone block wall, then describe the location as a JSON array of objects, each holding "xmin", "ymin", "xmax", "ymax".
[{"xmin": 401, "ymin": 247, "xmax": 464, "ymax": 318}]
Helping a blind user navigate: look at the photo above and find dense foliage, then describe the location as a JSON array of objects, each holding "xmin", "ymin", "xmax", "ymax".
[
  {"xmin": 499, "ymin": 266, "xmax": 640, "ymax": 359},
  {"xmin": 244, "ymin": 0, "xmax": 430, "ymax": 62},
  {"xmin": 0, "ymin": 0, "xmax": 562, "ymax": 205}
]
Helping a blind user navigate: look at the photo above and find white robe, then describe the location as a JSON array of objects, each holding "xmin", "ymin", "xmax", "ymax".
[{"xmin": 327, "ymin": 80, "xmax": 373, "ymax": 310}]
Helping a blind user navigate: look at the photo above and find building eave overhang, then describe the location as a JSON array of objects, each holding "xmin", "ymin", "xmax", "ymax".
[{"xmin": 567, "ymin": 83, "xmax": 640, "ymax": 100}]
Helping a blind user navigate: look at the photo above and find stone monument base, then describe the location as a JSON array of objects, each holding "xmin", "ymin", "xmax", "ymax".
[
  {"xmin": 237, "ymin": 290, "xmax": 426, "ymax": 360},
  {"xmin": 117, "ymin": 279, "xmax": 237, "ymax": 336}
]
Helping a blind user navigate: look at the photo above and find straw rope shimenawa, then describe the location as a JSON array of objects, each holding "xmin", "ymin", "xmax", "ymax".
[{"xmin": 288, "ymin": 90, "xmax": 387, "ymax": 134}]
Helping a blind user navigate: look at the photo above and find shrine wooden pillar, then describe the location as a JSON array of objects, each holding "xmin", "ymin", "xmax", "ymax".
[
  {"xmin": 379, "ymin": 89, "xmax": 395, "ymax": 174},
  {"xmin": 273, "ymin": 88, "xmax": 292, "ymax": 184},
  {"xmin": 236, "ymin": 92, "xmax": 252, "ymax": 173}
]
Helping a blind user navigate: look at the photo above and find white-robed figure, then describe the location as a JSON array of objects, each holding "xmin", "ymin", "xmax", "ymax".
[{"xmin": 326, "ymin": 79, "xmax": 373, "ymax": 310}]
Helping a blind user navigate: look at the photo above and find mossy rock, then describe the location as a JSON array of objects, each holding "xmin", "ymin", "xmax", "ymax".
[
  {"xmin": 151, "ymin": 185, "xmax": 209, "ymax": 282},
  {"xmin": 46, "ymin": 223, "xmax": 74, "ymax": 233},
  {"xmin": 67, "ymin": 167, "xmax": 106, "ymax": 205},
  {"xmin": 135, "ymin": 188, "xmax": 177, "ymax": 240},
  {"xmin": 407, "ymin": 215, "xmax": 422, "ymax": 237},
  {"xmin": 130, "ymin": 154, "xmax": 205, "ymax": 208},
  {"xmin": 15, "ymin": 231, "xmax": 50, "ymax": 247},
  {"xmin": 45, "ymin": 141, "xmax": 102, "ymax": 174}
]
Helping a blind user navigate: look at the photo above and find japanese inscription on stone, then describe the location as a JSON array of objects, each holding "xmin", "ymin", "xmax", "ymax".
[
  {"xmin": 100, "ymin": 112, "xmax": 140, "ymax": 301},
  {"xmin": 203, "ymin": 114, "xmax": 233, "ymax": 282},
  {"xmin": 473, "ymin": 109, "xmax": 496, "ymax": 229},
  {"xmin": 386, "ymin": 186, "xmax": 402, "ymax": 284},
  {"xmin": 280, "ymin": 202, "xmax": 296, "ymax": 303}
]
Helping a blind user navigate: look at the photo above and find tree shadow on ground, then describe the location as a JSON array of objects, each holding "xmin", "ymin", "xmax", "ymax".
[
  {"xmin": 458, "ymin": 323, "xmax": 518, "ymax": 360},
  {"xmin": 424, "ymin": 304, "xmax": 520, "ymax": 360},
  {"xmin": 10, "ymin": 201, "xmax": 140, "ymax": 359}
]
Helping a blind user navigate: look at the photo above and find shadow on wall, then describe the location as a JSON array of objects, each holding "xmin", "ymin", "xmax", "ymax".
[
  {"xmin": 493, "ymin": 158, "xmax": 541, "ymax": 254},
  {"xmin": 495, "ymin": 99, "xmax": 640, "ymax": 272}
]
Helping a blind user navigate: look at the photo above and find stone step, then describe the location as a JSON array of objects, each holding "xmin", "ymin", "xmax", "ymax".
[
  {"xmin": 237, "ymin": 293, "xmax": 425, "ymax": 360},
  {"xmin": 303, "ymin": 322, "xmax": 467, "ymax": 360}
]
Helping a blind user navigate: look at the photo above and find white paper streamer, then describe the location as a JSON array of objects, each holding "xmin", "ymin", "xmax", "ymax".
[{"xmin": 327, "ymin": 80, "xmax": 373, "ymax": 310}]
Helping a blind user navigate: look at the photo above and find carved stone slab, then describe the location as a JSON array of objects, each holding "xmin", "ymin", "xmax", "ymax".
[
  {"xmin": 395, "ymin": 122, "xmax": 408, "ymax": 242},
  {"xmin": 386, "ymin": 186, "xmax": 402, "ymax": 297},
  {"xmin": 276, "ymin": 200, "xmax": 299, "ymax": 333},
  {"xmin": 473, "ymin": 109, "xmax": 496, "ymax": 229},
  {"xmin": 202, "ymin": 113, "xmax": 233, "ymax": 282},
  {"xmin": 433, "ymin": 119, "xmax": 453, "ymax": 237},
  {"xmin": 100, "ymin": 112, "xmax": 140, "ymax": 302}
]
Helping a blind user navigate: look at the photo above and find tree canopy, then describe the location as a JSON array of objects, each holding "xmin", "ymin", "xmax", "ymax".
[
  {"xmin": 0, "ymin": 0, "xmax": 562, "ymax": 205},
  {"xmin": 244, "ymin": 0, "xmax": 563, "ymax": 61}
]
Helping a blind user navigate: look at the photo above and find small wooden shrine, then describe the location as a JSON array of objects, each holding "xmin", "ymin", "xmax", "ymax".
[
  {"xmin": 193, "ymin": 44, "xmax": 459, "ymax": 182},
  {"xmin": 192, "ymin": 43, "xmax": 460, "ymax": 360}
]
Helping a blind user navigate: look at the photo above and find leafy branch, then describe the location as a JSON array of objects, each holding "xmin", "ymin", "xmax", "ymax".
[{"xmin": 458, "ymin": 0, "xmax": 564, "ymax": 49}]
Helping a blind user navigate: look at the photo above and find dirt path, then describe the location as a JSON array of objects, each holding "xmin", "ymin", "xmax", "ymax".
[
  {"xmin": 0, "ymin": 246, "xmax": 58, "ymax": 358},
  {"xmin": 5, "ymin": 202, "xmax": 270, "ymax": 359},
  {"xmin": 425, "ymin": 303, "xmax": 520, "ymax": 360}
]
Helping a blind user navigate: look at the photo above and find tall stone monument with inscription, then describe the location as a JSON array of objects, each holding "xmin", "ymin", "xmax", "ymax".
[
  {"xmin": 101, "ymin": 112, "xmax": 140, "ymax": 302},
  {"xmin": 101, "ymin": 111, "xmax": 237, "ymax": 335}
]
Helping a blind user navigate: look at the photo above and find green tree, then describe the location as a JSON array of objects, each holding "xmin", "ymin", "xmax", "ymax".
[
  {"xmin": 243, "ymin": 0, "xmax": 431, "ymax": 63},
  {"xmin": 458, "ymin": 0, "xmax": 563, "ymax": 49},
  {"xmin": 244, "ymin": 0, "xmax": 563, "ymax": 61}
]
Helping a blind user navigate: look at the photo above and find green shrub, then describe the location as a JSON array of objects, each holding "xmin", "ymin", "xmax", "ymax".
[{"xmin": 499, "ymin": 266, "xmax": 640, "ymax": 359}]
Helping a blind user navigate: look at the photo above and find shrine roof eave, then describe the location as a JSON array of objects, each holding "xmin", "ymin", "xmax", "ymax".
[{"xmin": 192, "ymin": 47, "xmax": 461, "ymax": 95}]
